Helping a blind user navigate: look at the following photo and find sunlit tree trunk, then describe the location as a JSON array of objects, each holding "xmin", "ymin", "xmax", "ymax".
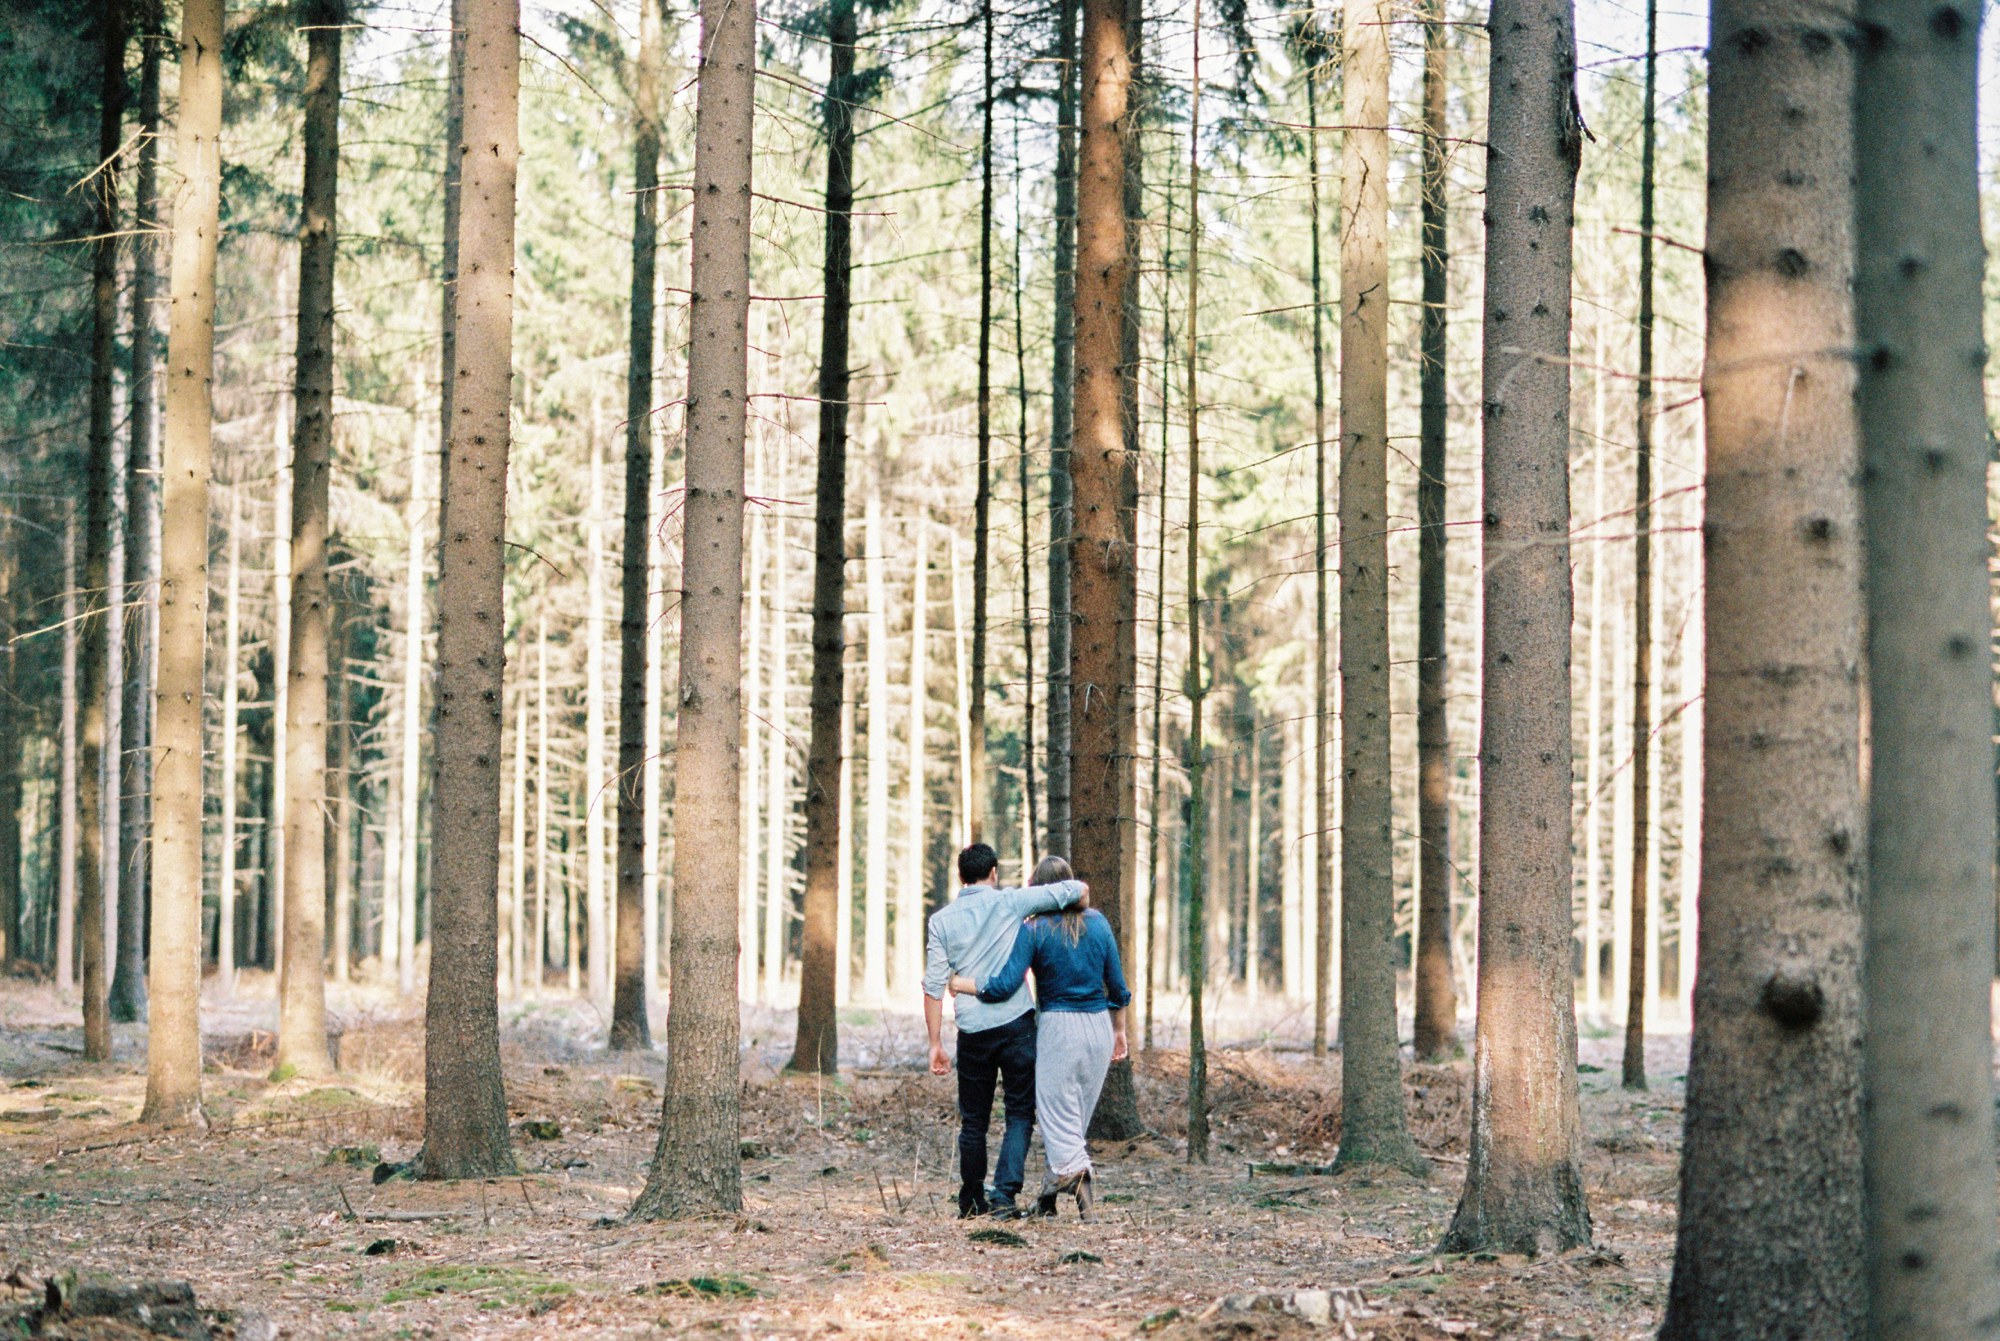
[
  {"xmin": 507, "ymin": 685, "xmax": 526, "ymax": 999},
  {"xmin": 535, "ymin": 608, "xmax": 550, "ymax": 990},
  {"xmin": 585, "ymin": 427, "xmax": 610, "ymax": 1008},
  {"xmin": 1180, "ymin": 0, "xmax": 1208, "ymax": 1163},
  {"xmin": 762, "ymin": 516, "xmax": 788, "ymax": 1005},
  {"xmin": 1303, "ymin": 42, "xmax": 1334, "ymax": 1061},
  {"xmin": 1581, "ymin": 398, "xmax": 1606, "ymax": 1015},
  {"xmin": 950, "ymin": 539, "xmax": 972, "ymax": 841},
  {"xmin": 397, "ymin": 434, "xmax": 424, "ymax": 997},
  {"xmin": 331, "ymin": 653, "xmax": 354, "ymax": 982},
  {"xmin": 1441, "ymin": 0, "xmax": 1589, "ymax": 1251},
  {"xmin": 1332, "ymin": 0, "xmax": 1422, "ymax": 1174},
  {"xmin": 1411, "ymin": 0, "xmax": 1455, "ymax": 1062},
  {"xmin": 1073, "ymin": 0, "xmax": 1142, "ymax": 1142},
  {"xmin": 58, "ymin": 519, "xmax": 81, "ymax": 993},
  {"xmin": 1143, "ymin": 173, "xmax": 1174, "ymax": 1047},
  {"xmin": 790, "ymin": 0, "xmax": 856, "ymax": 1071},
  {"xmin": 419, "ymin": 0, "xmax": 519, "ymax": 1181},
  {"xmin": 897, "ymin": 521, "xmax": 929, "ymax": 999},
  {"xmin": 610, "ymin": 0, "xmax": 664, "ymax": 1051},
  {"xmin": 277, "ymin": 0, "xmax": 342, "ymax": 1078},
  {"xmin": 1656, "ymin": 0, "xmax": 1863, "ymax": 1326},
  {"xmin": 835, "ymin": 691, "xmax": 854, "ymax": 1005},
  {"xmin": 861, "ymin": 479, "xmax": 889, "ymax": 1002},
  {"xmin": 216, "ymin": 490, "xmax": 243, "ymax": 997},
  {"xmin": 966, "ymin": 0, "xmax": 993, "ymax": 845},
  {"xmin": 143, "ymin": 0, "xmax": 225, "ymax": 1127},
  {"xmin": 0, "ymin": 548, "xmax": 19, "ymax": 970},
  {"xmin": 1855, "ymin": 0, "xmax": 2000, "ymax": 1328},
  {"xmin": 631, "ymin": 0, "xmax": 753, "ymax": 1217},
  {"xmin": 741, "ymin": 451, "xmax": 763, "ymax": 1000}
]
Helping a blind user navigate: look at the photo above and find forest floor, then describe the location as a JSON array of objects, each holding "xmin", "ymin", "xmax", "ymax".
[{"xmin": 0, "ymin": 975, "xmax": 1691, "ymax": 1339}]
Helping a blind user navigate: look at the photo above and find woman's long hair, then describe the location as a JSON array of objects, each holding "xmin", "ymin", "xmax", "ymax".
[{"xmin": 1031, "ymin": 856, "xmax": 1088, "ymax": 945}]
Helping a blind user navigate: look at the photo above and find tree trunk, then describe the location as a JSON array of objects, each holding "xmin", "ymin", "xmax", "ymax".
[
  {"xmin": 1620, "ymin": 0, "xmax": 1658, "ymax": 1092},
  {"xmin": 643, "ymin": 427, "xmax": 667, "ymax": 1003},
  {"xmin": 535, "ymin": 608, "xmax": 550, "ymax": 990},
  {"xmin": 861, "ymin": 479, "xmax": 889, "ymax": 1002},
  {"xmin": 586, "ymin": 428, "xmax": 610, "ymax": 1008},
  {"xmin": 1012, "ymin": 124, "xmax": 1038, "ymax": 864},
  {"xmin": 631, "ymin": 0, "xmax": 753, "ymax": 1218},
  {"xmin": 1071, "ymin": 0, "xmax": 1143, "ymax": 1143},
  {"xmin": 79, "ymin": 0, "xmax": 126, "ymax": 1065},
  {"xmin": 1143, "ymin": 172, "xmax": 1174, "ymax": 1051},
  {"xmin": 277, "ymin": 0, "xmax": 342, "ymax": 1079},
  {"xmin": 741, "ymin": 449, "xmax": 763, "ymax": 999},
  {"xmin": 1181, "ymin": 0, "xmax": 1208, "ymax": 1163},
  {"xmin": 269, "ymin": 411, "xmax": 290, "ymax": 987},
  {"xmin": 1854, "ymin": 0, "xmax": 2000, "ymax": 1329},
  {"xmin": 0, "ymin": 547, "xmax": 18, "ymax": 969},
  {"xmin": 608, "ymin": 0, "xmax": 664, "ymax": 1052},
  {"xmin": 419, "ymin": 0, "xmax": 519, "ymax": 1181},
  {"xmin": 966, "ymin": 0, "xmax": 993, "ymax": 847},
  {"xmin": 1045, "ymin": 0, "xmax": 1077, "ymax": 855},
  {"xmin": 763, "ymin": 510, "xmax": 789, "ymax": 1004},
  {"xmin": 1303, "ymin": 48, "xmax": 1334, "ymax": 1062},
  {"xmin": 1411, "ymin": 0, "xmax": 1455, "ymax": 1063},
  {"xmin": 789, "ymin": 0, "xmax": 856, "ymax": 1073},
  {"xmin": 331, "ymin": 650, "xmax": 353, "ymax": 982},
  {"xmin": 397, "ymin": 432, "xmax": 424, "ymax": 997},
  {"xmin": 836, "ymin": 690, "xmax": 854, "ymax": 1004},
  {"xmin": 217, "ymin": 494, "xmax": 242, "ymax": 994},
  {"xmin": 1332, "ymin": 0, "xmax": 1422, "ymax": 1175},
  {"xmin": 112, "ymin": 8, "xmax": 164, "ymax": 1024},
  {"xmin": 1581, "ymin": 397, "xmax": 1606, "ymax": 1014},
  {"xmin": 58, "ymin": 519, "xmax": 81, "ymax": 992},
  {"xmin": 438, "ymin": 0, "xmax": 464, "ymax": 499},
  {"xmin": 1441, "ymin": 0, "xmax": 1589, "ymax": 1252},
  {"xmin": 898, "ymin": 521, "xmax": 929, "ymax": 999},
  {"xmin": 1656, "ymin": 0, "xmax": 1864, "ymax": 1327},
  {"xmin": 951, "ymin": 539, "xmax": 972, "ymax": 840},
  {"xmin": 143, "ymin": 0, "xmax": 223, "ymax": 1128}
]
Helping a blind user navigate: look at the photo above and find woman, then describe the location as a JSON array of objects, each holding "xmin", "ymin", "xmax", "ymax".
[{"xmin": 950, "ymin": 856, "xmax": 1130, "ymax": 1220}]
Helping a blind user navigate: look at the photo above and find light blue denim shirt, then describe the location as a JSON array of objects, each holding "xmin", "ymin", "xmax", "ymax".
[{"xmin": 923, "ymin": 879, "xmax": 1084, "ymax": 1034}]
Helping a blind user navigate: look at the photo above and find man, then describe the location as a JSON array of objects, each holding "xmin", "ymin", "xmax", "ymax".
[{"xmin": 925, "ymin": 842, "xmax": 1085, "ymax": 1219}]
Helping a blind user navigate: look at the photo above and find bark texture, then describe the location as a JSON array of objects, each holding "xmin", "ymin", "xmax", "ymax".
[
  {"xmin": 111, "ymin": 5, "xmax": 163, "ymax": 1026},
  {"xmin": 1441, "ymin": 0, "xmax": 1589, "ymax": 1253},
  {"xmin": 1044, "ymin": 0, "xmax": 1078, "ymax": 856},
  {"xmin": 1656, "ymin": 0, "xmax": 1865, "ymax": 1331},
  {"xmin": 789, "ymin": 0, "xmax": 856, "ymax": 1075},
  {"xmin": 1411, "ymin": 0, "xmax": 1455, "ymax": 1064},
  {"xmin": 631, "ymin": 0, "xmax": 753, "ymax": 1218},
  {"xmin": 610, "ymin": 0, "xmax": 665, "ymax": 1053},
  {"xmin": 420, "ymin": 0, "xmax": 519, "ymax": 1180},
  {"xmin": 1072, "ymin": 0, "xmax": 1142, "ymax": 1143},
  {"xmin": 1854, "ymin": 0, "xmax": 2000, "ymax": 1331},
  {"xmin": 143, "ymin": 0, "xmax": 225, "ymax": 1128},
  {"xmin": 277, "ymin": 0, "xmax": 342, "ymax": 1080},
  {"xmin": 1332, "ymin": 0, "xmax": 1422, "ymax": 1177},
  {"xmin": 967, "ymin": 0, "xmax": 993, "ymax": 846},
  {"xmin": 1180, "ymin": 0, "xmax": 1208, "ymax": 1165},
  {"xmin": 80, "ymin": 0, "xmax": 125, "ymax": 1066}
]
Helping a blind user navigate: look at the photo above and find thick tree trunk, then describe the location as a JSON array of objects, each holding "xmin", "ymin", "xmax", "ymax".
[
  {"xmin": 1045, "ymin": 0, "xmax": 1077, "ymax": 855},
  {"xmin": 1656, "ymin": 0, "xmax": 1864, "ymax": 1328},
  {"xmin": 608, "ymin": 0, "xmax": 663, "ymax": 1052},
  {"xmin": 1303, "ymin": 51, "xmax": 1334, "ymax": 1061},
  {"xmin": 1410, "ymin": 0, "xmax": 1455, "ymax": 1063},
  {"xmin": 632, "ymin": 0, "xmax": 753, "ymax": 1217},
  {"xmin": 143, "ymin": 0, "xmax": 224, "ymax": 1128},
  {"xmin": 1072, "ymin": 0, "xmax": 1142, "ymax": 1143},
  {"xmin": 897, "ymin": 522, "xmax": 929, "ymax": 998},
  {"xmin": 1620, "ymin": 0, "xmax": 1658, "ymax": 1092},
  {"xmin": 419, "ymin": 0, "xmax": 519, "ymax": 1181},
  {"xmin": 1854, "ymin": 0, "xmax": 2000, "ymax": 1330},
  {"xmin": 79, "ymin": 0, "xmax": 126, "ymax": 1065},
  {"xmin": 861, "ymin": 480, "xmax": 889, "ymax": 1002},
  {"xmin": 438, "ymin": 0, "xmax": 464, "ymax": 497},
  {"xmin": 789, "ymin": 0, "xmax": 855, "ymax": 1073},
  {"xmin": 111, "ymin": 11, "xmax": 164, "ymax": 1024},
  {"xmin": 277, "ymin": 0, "xmax": 342, "ymax": 1079},
  {"xmin": 1441, "ymin": 0, "xmax": 1589, "ymax": 1252},
  {"xmin": 1332, "ymin": 0, "xmax": 1422, "ymax": 1176},
  {"xmin": 1180, "ymin": 0, "xmax": 1208, "ymax": 1163}
]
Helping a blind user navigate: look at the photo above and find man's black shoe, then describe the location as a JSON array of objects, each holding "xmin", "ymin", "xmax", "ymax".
[
  {"xmin": 988, "ymin": 1198, "xmax": 1023, "ymax": 1221},
  {"xmin": 957, "ymin": 1188, "xmax": 991, "ymax": 1220}
]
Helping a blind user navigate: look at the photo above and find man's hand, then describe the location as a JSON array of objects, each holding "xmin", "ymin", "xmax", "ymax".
[
  {"xmin": 1111, "ymin": 1029, "xmax": 1129, "ymax": 1063},
  {"xmin": 930, "ymin": 1043, "xmax": 951, "ymax": 1076}
]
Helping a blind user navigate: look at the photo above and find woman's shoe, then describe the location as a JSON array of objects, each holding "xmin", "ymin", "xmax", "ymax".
[
  {"xmin": 1037, "ymin": 1170, "xmax": 1083, "ymax": 1218},
  {"xmin": 1074, "ymin": 1169, "xmax": 1095, "ymax": 1224}
]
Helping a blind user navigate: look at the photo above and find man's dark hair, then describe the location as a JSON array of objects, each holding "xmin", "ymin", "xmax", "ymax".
[{"xmin": 957, "ymin": 843, "xmax": 999, "ymax": 886}]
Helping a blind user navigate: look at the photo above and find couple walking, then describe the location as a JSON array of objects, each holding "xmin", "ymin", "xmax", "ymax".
[{"xmin": 922, "ymin": 842, "xmax": 1131, "ymax": 1221}]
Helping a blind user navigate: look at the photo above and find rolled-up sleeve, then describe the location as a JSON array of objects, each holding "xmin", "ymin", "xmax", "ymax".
[
  {"xmin": 1102, "ymin": 926, "xmax": 1132, "ymax": 1010},
  {"xmin": 923, "ymin": 914, "xmax": 949, "ymax": 1000}
]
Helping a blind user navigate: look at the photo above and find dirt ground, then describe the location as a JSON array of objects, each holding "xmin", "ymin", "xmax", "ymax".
[{"xmin": 0, "ymin": 976, "xmax": 1691, "ymax": 1338}]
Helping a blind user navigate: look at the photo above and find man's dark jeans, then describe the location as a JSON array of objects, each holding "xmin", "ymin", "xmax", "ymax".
[{"xmin": 956, "ymin": 1011, "xmax": 1037, "ymax": 1205}]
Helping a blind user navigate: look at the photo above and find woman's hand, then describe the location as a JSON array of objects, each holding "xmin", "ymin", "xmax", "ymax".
[
  {"xmin": 949, "ymin": 974, "xmax": 979, "ymax": 997},
  {"xmin": 1111, "ymin": 1029, "xmax": 1129, "ymax": 1063}
]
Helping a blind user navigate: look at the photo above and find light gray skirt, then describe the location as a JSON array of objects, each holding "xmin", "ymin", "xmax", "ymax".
[{"xmin": 1036, "ymin": 1009, "xmax": 1114, "ymax": 1178}]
